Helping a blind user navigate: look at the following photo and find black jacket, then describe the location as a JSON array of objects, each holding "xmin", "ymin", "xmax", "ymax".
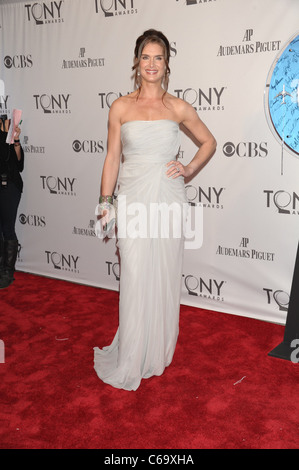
[{"xmin": 0, "ymin": 129, "xmax": 24, "ymax": 192}]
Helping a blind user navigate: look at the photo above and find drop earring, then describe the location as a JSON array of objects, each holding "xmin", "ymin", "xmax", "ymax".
[{"xmin": 136, "ymin": 70, "xmax": 141, "ymax": 88}]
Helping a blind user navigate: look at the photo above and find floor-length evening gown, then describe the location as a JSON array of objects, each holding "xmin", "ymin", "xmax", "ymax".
[{"xmin": 94, "ymin": 120, "xmax": 187, "ymax": 391}]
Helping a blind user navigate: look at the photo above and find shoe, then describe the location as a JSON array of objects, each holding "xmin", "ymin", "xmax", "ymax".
[{"xmin": 0, "ymin": 239, "xmax": 18, "ymax": 289}]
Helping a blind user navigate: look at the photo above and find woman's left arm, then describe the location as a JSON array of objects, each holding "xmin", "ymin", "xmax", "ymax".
[
  {"xmin": 12, "ymin": 125, "xmax": 24, "ymax": 170},
  {"xmin": 167, "ymin": 101, "xmax": 217, "ymax": 179}
]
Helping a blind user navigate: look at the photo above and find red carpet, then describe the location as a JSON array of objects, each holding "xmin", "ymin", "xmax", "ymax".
[{"xmin": 0, "ymin": 271, "xmax": 298, "ymax": 449}]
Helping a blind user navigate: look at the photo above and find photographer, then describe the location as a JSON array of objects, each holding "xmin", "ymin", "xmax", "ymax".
[{"xmin": 0, "ymin": 115, "xmax": 24, "ymax": 289}]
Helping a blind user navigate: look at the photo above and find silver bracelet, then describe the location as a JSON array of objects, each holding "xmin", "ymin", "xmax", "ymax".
[{"xmin": 99, "ymin": 195, "xmax": 113, "ymax": 204}]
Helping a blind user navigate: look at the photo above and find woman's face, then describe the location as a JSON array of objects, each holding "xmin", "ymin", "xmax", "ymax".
[{"xmin": 139, "ymin": 42, "xmax": 166, "ymax": 85}]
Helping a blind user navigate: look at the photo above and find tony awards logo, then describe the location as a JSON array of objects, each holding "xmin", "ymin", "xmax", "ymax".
[
  {"xmin": 24, "ymin": 1, "xmax": 64, "ymax": 25},
  {"xmin": 95, "ymin": 0, "xmax": 138, "ymax": 17}
]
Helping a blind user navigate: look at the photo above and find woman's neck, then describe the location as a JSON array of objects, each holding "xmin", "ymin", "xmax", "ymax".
[{"xmin": 138, "ymin": 82, "xmax": 165, "ymax": 100}]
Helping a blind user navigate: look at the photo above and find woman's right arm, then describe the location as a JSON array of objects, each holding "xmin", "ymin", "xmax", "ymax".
[{"xmin": 100, "ymin": 100, "xmax": 122, "ymax": 196}]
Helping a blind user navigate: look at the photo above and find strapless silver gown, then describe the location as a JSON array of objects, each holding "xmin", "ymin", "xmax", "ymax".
[{"xmin": 94, "ymin": 120, "xmax": 187, "ymax": 390}]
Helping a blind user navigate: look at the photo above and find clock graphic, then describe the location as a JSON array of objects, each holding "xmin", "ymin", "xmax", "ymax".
[{"xmin": 264, "ymin": 32, "xmax": 299, "ymax": 173}]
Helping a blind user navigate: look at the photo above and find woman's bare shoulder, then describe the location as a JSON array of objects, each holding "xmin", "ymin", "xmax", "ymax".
[
  {"xmin": 165, "ymin": 93, "xmax": 195, "ymax": 122},
  {"xmin": 109, "ymin": 92, "xmax": 137, "ymax": 120}
]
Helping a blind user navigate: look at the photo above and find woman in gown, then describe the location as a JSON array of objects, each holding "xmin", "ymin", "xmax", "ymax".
[{"xmin": 94, "ymin": 29, "xmax": 216, "ymax": 391}]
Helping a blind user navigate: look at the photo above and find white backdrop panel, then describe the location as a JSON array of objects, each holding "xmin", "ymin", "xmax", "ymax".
[{"xmin": 0, "ymin": 0, "xmax": 298, "ymax": 324}]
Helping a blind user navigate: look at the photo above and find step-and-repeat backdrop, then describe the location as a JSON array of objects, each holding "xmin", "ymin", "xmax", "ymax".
[{"xmin": 0, "ymin": 0, "xmax": 298, "ymax": 324}]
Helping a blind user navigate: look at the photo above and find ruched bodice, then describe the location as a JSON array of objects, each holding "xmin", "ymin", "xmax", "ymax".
[
  {"xmin": 117, "ymin": 120, "xmax": 186, "ymax": 207},
  {"xmin": 94, "ymin": 119, "xmax": 187, "ymax": 391},
  {"xmin": 121, "ymin": 120, "xmax": 180, "ymax": 163}
]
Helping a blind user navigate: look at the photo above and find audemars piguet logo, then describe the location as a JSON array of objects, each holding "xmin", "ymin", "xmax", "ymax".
[
  {"xmin": 23, "ymin": 136, "xmax": 46, "ymax": 155},
  {"xmin": 72, "ymin": 220, "xmax": 97, "ymax": 237},
  {"xmin": 216, "ymin": 237, "xmax": 275, "ymax": 261},
  {"xmin": 217, "ymin": 29, "xmax": 281, "ymax": 57},
  {"xmin": 62, "ymin": 47, "xmax": 105, "ymax": 70}
]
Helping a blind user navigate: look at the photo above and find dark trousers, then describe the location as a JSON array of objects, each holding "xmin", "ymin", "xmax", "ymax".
[{"xmin": 0, "ymin": 181, "xmax": 21, "ymax": 240}]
